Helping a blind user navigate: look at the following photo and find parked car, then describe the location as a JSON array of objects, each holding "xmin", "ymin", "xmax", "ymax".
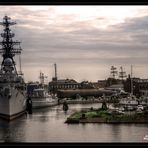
[
  {"xmin": 126, "ymin": 105, "xmax": 134, "ymax": 111},
  {"xmin": 117, "ymin": 110, "xmax": 125, "ymax": 115},
  {"xmin": 143, "ymin": 135, "xmax": 148, "ymax": 141},
  {"xmin": 115, "ymin": 108, "xmax": 125, "ymax": 114},
  {"xmin": 136, "ymin": 107, "xmax": 143, "ymax": 113},
  {"xmin": 119, "ymin": 107, "xmax": 125, "ymax": 111},
  {"xmin": 137, "ymin": 105, "xmax": 144, "ymax": 111}
]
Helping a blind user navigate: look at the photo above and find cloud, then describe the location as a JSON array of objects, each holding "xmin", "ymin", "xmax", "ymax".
[{"xmin": 0, "ymin": 6, "xmax": 148, "ymax": 82}]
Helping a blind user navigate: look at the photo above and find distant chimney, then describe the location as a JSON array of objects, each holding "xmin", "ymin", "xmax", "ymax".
[{"xmin": 53, "ymin": 63, "xmax": 57, "ymax": 81}]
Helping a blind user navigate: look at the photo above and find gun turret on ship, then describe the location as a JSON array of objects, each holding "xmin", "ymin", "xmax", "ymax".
[{"xmin": 0, "ymin": 16, "xmax": 27, "ymax": 120}]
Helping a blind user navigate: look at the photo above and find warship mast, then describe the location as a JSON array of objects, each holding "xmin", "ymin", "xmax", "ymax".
[{"xmin": 0, "ymin": 16, "xmax": 22, "ymax": 76}]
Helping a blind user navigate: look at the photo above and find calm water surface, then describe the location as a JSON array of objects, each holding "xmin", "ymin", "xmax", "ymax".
[{"xmin": 0, "ymin": 103, "xmax": 148, "ymax": 142}]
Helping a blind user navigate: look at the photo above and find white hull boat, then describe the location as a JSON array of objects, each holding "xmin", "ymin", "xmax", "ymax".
[
  {"xmin": 30, "ymin": 88, "xmax": 58, "ymax": 109},
  {"xmin": 32, "ymin": 98, "xmax": 58, "ymax": 109}
]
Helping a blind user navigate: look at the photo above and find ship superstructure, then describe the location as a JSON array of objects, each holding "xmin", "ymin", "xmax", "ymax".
[
  {"xmin": 0, "ymin": 16, "xmax": 26, "ymax": 120},
  {"xmin": 27, "ymin": 72, "xmax": 57, "ymax": 109}
]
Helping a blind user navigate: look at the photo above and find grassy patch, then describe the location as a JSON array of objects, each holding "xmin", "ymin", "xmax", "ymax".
[
  {"xmin": 69, "ymin": 109, "xmax": 109, "ymax": 120},
  {"xmin": 97, "ymin": 110, "xmax": 108, "ymax": 117},
  {"xmin": 70, "ymin": 112, "xmax": 83, "ymax": 119},
  {"xmin": 85, "ymin": 111, "xmax": 98, "ymax": 118},
  {"xmin": 66, "ymin": 108, "xmax": 148, "ymax": 123}
]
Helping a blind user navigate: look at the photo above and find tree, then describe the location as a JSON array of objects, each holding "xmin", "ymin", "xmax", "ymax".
[{"xmin": 102, "ymin": 100, "xmax": 108, "ymax": 110}]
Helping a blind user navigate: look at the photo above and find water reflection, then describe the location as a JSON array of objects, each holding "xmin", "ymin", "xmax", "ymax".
[
  {"xmin": 110, "ymin": 124, "xmax": 121, "ymax": 142},
  {"xmin": 0, "ymin": 103, "xmax": 148, "ymax": 142},
  {"xmin": 0, "ymin": 116, "xmax": 27, "ymax": 142}
]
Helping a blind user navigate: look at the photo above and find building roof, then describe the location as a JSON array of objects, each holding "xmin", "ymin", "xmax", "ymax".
[
  {"xmin": 107, "ymin": 84, "xmax": 124, "ymax": 89},
  {"xmin": 49, "ymin": 79, "xmax": 77, "ymax": 84}
]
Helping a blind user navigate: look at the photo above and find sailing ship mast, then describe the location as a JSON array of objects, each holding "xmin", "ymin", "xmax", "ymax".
[
  {"xmin": 110, "ymin": 66, "xmax": 118, "ymax": 79},
  {"xmin": 119, "ymin": 66, "xmax": 127, "ymax": 81},
  {"xmin": 131, "ymin": 65, "xmax": 133, "ymax": 96}
]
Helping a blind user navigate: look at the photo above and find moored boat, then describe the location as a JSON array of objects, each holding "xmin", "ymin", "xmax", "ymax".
[
  {"xmin": 27, "ymin": 79, "xmax": 58, "ymax": 109},
  {"xmin": 30, "ymin": 88, "xmax": 57, "ymax": 109},
  {"xmin": 0, "ymin": 16, "xmax": 27, "ymax": 120}
]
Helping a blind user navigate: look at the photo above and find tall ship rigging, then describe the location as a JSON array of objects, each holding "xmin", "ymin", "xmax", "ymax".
[{"xmin": 0, "ymin": 16, "xmax": 26, "ymax": 120}]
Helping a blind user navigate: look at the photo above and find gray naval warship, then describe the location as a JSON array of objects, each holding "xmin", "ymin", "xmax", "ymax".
[{"xmin": 0, "ymin": 16, "xmax": 27, "ymax": 120}]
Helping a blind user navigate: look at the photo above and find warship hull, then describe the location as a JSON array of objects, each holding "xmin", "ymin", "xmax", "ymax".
[{"xmin": 0, "ymin": 88, "xmax": 26, "ymax": 120}]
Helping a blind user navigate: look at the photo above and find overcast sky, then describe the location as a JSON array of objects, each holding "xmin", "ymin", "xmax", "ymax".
[{"xmin": 0, "ymin": 6, "xmax": 148, "ymax": 83}]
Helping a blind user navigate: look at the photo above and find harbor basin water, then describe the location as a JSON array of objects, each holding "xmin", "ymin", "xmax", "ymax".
[{"xmin": 0, "ymin": 103, "xmax": 148, "ymax": 142}]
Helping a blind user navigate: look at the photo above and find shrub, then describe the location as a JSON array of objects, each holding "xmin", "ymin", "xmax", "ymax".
[
  {"xmin": 85, "ymin": 111, "xmax": 98, "ymax": 118},
  {"xmin": 70, "ymin": 112, "xmax": 82, "ymax": 119}
]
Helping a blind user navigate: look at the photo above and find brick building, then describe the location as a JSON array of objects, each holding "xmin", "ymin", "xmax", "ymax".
[{"xmin": 124, "ymin": 76, "xmax": 148, "ymax": 97}]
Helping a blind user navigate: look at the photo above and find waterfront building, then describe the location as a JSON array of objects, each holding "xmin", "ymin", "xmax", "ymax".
[
  {"xmin": 49, "ymin": 78, "xmax": 81, "ymax": 94},
  {"xmin": 49, "ymin": 79, "xmax": 96, "ymax": 93},
  {"xmin": 97, "ymin": 80, "xmax": 107, "ymax": 88},
  {"xmin": 124, "ymin": 75, "xmax": 148, "ymax": 97}
]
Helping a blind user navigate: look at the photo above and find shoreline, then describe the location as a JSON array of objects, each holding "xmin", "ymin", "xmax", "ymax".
[
  {"xmin": 32, "ymin": 99, "xmax": 102, "ymax": 110},
  {"xmin": 66, "ymin": 117, "xmax": 148, "ymax": 124},
  {"xmin": 59, "ymin": 99, "xmax": 115, "ymax": 104}
]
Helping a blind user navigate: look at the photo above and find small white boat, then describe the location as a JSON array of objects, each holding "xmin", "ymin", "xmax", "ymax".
[
  {"xmin": 119, "ymin": 96, "xmax": 138, "ymax": 106},
  {"xmin": 30, "ymin": 88, "xmax": 58, "ymax": 109}
]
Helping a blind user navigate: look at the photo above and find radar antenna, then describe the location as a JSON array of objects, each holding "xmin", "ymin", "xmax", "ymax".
[{"xmin": 0, "ymin": 16, "xmax": 22, "ymax": 75}]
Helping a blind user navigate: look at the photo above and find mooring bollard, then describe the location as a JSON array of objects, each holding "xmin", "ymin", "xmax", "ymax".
[
  {"xmin": 26, "ymin": 96, "xmax": 33, "ymax": 114},
  {"xmin": 63, "ymin": 101, "xmax": 69, "ymax": 112}
]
